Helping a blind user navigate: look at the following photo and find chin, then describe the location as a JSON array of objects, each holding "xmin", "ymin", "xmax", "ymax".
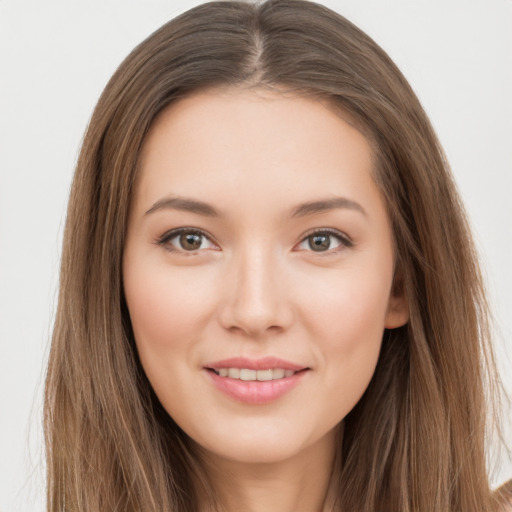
[
  {"xmin": 187, "ymin": 417, "xmax": 338, "ymax": 468},
  {"xmin": 202, "ymin": 438, "xmax": 306, "ymax": 465}
]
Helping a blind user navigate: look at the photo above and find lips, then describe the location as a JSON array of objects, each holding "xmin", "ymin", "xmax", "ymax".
[
  {"xmin": 213, "ymin": 368, "xmax": 296, "ymax": 381},
  {"xmin": 204, "ymin": 356, "xmax": 306, "ymax": 372},
  {"xmin": 203, "ymin": 357, "xmax": 310, "ymax": 404}
]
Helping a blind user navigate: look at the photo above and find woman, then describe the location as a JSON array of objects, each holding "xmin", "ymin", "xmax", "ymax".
[{"xmin": 44, "ymin": 1, "xmax": 511, "ymax": 510}]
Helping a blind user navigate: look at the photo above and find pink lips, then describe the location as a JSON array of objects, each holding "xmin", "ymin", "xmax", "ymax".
[
  {"xmin": 203, "ymin": 357, "xmax": 309, "ymax": 405},
  {"xmin": 205, "ymin": 356, "xmax": 305, "ymax": 372}
]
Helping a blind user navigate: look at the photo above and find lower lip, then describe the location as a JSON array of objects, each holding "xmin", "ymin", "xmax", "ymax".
[{"xmin": 205, "ymin": 370, "xmax": 308, "ymax": 405}]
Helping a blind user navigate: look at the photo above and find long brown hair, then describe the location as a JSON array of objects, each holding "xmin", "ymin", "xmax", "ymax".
[{"xmin": 44, "ymin": 1, "xmax": 506, "ymax": 510}]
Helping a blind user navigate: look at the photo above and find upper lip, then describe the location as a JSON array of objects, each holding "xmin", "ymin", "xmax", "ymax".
[{"xmin": 204, "ymin": 357, "xmax": 308, "ymax": 371}]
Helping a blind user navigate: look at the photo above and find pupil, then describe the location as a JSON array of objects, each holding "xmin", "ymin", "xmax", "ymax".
[
  {"xmin": 309, "ymin": 234, "xmax": 330, "ymax": 251},
  {"xmin": 180, "ymin": 232, "xmax": 202, "ymax": 250}
]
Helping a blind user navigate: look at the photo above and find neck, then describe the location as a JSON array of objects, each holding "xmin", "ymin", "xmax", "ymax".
[{"xmin": 196, "ymin": 426, "xmax": 342, "ymax": 512}]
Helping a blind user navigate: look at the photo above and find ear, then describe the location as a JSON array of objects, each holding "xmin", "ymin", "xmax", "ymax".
[{"xmin": 384, "ymin": 269, "xmax": 409, "ymax": 329}]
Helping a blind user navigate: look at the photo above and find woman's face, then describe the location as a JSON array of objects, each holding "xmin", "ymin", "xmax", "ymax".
[{"xmin": 123, "ymin": 88, "xmax": 408, "ymax": 465}]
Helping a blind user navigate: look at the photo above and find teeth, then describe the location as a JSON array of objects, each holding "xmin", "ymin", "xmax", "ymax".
[
  {"xmin": 256, "ymin": 369, "xmax": 273, "ymax": 381},
  {"xmin": 214, "ymin": 368, "xmax": 297, "ymax": 381},
  {"xmin": 227, "ymin": 368, "xmax": 240, "ymax": 379},
  {"xmin": 240, "ymin": 369, "xmax": 257, "ymax": 381},
  {"xmin": 273, "ymin": 368, "xmax": 285, "ymax": 379}
]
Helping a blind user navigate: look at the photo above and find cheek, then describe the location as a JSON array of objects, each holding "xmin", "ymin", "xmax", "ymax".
[
  {"xmin": 300, "ymin": 263, "xmax": 392, "ymax": 349},
  {"xmin": 296, "ymin": 260, "xmax": 393, "ymax": 407},
  {"xmin": 123, "ymin": 260, "xmax": 222, "ymax": 421},
  {"xmin": 123, "ymin": 261, "xmax": 216, "ymax": 360}
]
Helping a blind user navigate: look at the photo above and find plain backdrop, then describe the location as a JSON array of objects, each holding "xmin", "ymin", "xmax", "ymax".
[{"xmin": 1, "ymin": 0, "xmax": 511, "ymax": 510}]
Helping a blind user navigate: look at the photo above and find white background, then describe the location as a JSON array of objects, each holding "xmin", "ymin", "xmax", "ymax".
[{"xmin": 1, "ymin": 1, "xmax": 511, "ymax": 510}]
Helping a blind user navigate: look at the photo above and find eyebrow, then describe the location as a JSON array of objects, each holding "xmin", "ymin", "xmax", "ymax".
[
  {"xmin": 145, "ymin": 195, "xmax": 366, "ymax": 218},
  {"xmin": 145, "ymin": 197, "xmax": 220, "ymax": 217},
  {"xmin": 290, "ymin": 197, "xmax": 367, "ymax": 218}
]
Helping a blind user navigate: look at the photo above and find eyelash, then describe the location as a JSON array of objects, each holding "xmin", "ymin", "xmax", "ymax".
[
  {"xmin": 298, "ymin": 228, "xmax": 353, "ymax": 254},
  {"xmin": 156, "ymin": 228, "xmax": 217, "ymax": 256},
  {"xmin": 156, "ymin": 227, "xmax": 353, "ymax": 255}
]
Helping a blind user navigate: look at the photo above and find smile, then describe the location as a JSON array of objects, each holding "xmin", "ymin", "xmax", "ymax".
[
  {"xmin": 211, "ymin": 368, "xmax": 297, "ymax": 381},
  {"xmin": 203, "ymin": 357, "xmax": 310, "ymax": 404}
]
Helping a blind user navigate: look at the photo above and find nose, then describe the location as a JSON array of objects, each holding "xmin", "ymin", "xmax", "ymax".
[{"xmin": 218, "ymin": 247, "xmax": 294, "ymax": 338}]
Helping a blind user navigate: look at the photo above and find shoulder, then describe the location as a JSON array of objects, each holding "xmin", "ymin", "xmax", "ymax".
[{"xmin": 494, "ymin": 479, "xmax": 512, "ymax": 512}]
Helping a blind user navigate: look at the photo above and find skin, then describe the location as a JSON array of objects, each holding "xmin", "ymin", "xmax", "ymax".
[{"xmin": 123, "ymin": 87, "xmax": 409, "ymax": 512}]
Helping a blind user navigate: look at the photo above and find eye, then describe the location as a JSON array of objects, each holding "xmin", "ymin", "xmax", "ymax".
[
  {"xmin": 157, "ymin": 228, "xmax": 218, "ymax": 253},
  {"xmin": 296, "ymin": 229, "xmax": 352, "ymax": 253}
]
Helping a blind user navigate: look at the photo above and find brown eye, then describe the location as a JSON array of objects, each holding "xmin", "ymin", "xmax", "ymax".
[
  {"xmin": 179, "ymin": 232, "xmax": 203, "ymax": 250},
  {"xmin": 157, "ymin": 228, "xmax": 217, "ymax": 253},
  {"xmin": 296, "ymin": 229, "xmax": 352, "ymax": 254},
  {"xmin": 308, "ymin": 234, "xmax": 331, "ymax": 251}
]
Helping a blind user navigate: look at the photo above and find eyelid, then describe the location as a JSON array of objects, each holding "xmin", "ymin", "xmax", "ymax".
[
  {"xmin": 156, "ymin": 226, "xmax": 353, "ymax": 255},
  {"xmin": 295, "ymin": 228, "xmax": 353, "ymax": 254},
  {"xmin": 156, "ymin": 227, "xmax": 219, "ymax": 254}
]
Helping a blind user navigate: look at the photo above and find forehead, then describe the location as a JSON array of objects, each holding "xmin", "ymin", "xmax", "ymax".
[{"xmin": 134, "ymin": 87, "xmax": 383, "ymax": 221}]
